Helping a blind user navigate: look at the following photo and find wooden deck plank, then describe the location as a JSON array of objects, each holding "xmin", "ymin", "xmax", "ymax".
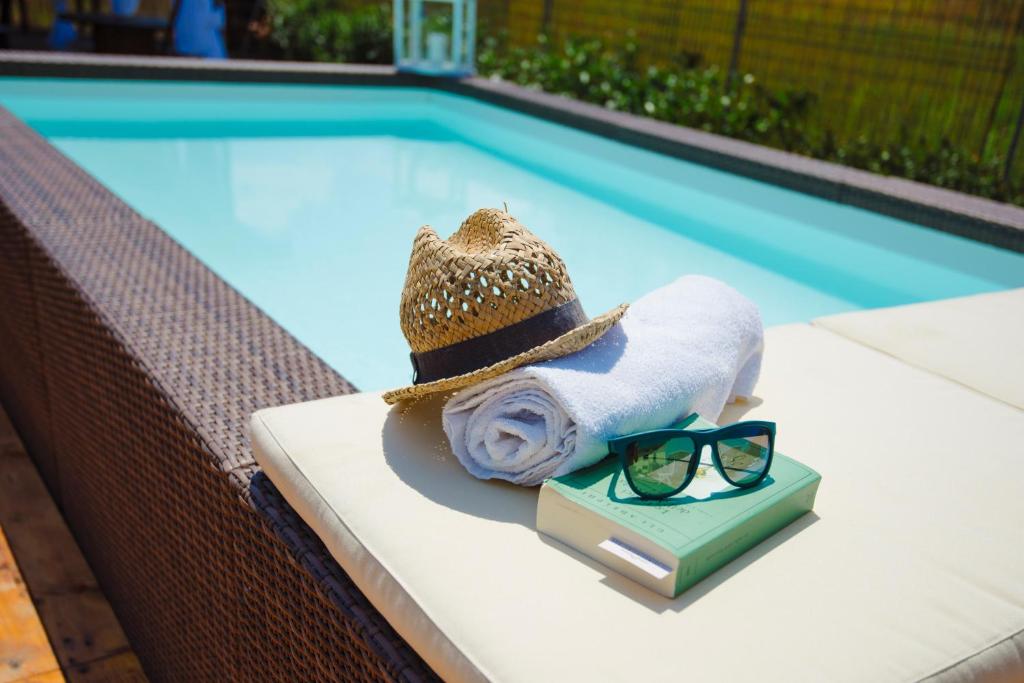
[
  {"xmin": 0, "ymin": 405, "xmax": 145, "ymax": 682},
  {"xmin": 18, "ymin": 671, "xmax": 66, "ymax": 683},
  {"xmin": 63, "ymin": 652, "xmax": 146, "ymax": 683},
  {"xmin": 0, "ymin": 526, "xmax": 63, "ymax": 683}
]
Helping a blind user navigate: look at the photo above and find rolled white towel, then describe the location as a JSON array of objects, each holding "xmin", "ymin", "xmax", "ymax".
[{"xmin": 442, "ymin": 275, "xmax": 764, "ymax": 486}]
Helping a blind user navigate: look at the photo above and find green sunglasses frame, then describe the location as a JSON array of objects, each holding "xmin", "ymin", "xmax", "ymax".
[{"xmin": 607, "ymin": 419, "xmax": 777, "ymax": 500}]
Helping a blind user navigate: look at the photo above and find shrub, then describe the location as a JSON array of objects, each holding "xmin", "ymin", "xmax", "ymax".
[
  {"xmin": 479, "ymin": 33, "xmax": 1022, "ymax": 206},
  {"xmin": 820, "ymin": 130, "xmax": 1014, "ymax": 201},
  {"xmin": 478, "ymin": 33, "xmax": 815, "ymax": 153},
  {"xmin": 266, "ymin": 0, "xmax": 392, "ymax": 64}
]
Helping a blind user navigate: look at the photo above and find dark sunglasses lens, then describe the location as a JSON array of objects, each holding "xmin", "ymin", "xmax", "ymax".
[
  {"xmin": 626, "ymin": 437, "xmax": 697, "ymax": 497},
  {"xmin": 717, "ymin": 430, "xmax": 771, "ymax": 486}
]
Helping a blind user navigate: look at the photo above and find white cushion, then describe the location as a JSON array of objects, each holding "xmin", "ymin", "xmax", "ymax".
[
  {"xmin": 815, "ymin": 288, "xmax": 1024, "ymax": 409},
  {"xmin": 251, "ymin": 323, "xmax": 1024, "ymax": 682}
]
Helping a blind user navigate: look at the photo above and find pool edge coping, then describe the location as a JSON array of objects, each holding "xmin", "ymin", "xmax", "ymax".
[{"xmin": 1, "ymin": 49, "xmax": 1021, "ymax": 254}]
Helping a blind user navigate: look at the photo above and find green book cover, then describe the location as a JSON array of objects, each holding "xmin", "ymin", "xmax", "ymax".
[{"xmin": 536, "ymin": 415, "xmax": 821, "ymax": 598}]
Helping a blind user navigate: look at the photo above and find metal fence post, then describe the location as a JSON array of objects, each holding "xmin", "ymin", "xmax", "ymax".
[
  {"xmin": 1005, "ymin": 95, "xmax": 1024, "ymax": 184},
  {"xmin": 728, "ymin": 0, "xmax": 749, "ymax": 82},
  {"xmin": 541, "ymin": 0, "xmax": 553, "ymax": 36},
  {"xmin": 1002, "ymin": 8, "xmax": 1024, "ymax": 185}
]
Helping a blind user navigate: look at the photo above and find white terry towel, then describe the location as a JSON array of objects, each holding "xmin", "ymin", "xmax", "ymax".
[{"xmin": 441, "ymin": 275, "xmax": 764, "ymax": 486}]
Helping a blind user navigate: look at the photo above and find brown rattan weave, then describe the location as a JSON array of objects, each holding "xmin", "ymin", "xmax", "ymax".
[{"xmin": 0, "ymin": 106, "xmax": 437, "ymax": 682}]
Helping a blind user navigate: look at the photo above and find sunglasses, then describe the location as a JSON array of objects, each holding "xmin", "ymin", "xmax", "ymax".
[{"xmin": 607, "ymin": 419, "xmax": 776, "ymax": 499}]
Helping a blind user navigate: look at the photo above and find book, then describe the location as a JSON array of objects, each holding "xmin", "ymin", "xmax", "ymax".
[{"xmin": 536, "ymin": 415, "xmax": 821, "ymax": 598}]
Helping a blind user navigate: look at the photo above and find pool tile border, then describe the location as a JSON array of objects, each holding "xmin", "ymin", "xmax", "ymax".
[{"xmin": 1, "ymin": 50, "xmax": 1022, "ymax": 253}]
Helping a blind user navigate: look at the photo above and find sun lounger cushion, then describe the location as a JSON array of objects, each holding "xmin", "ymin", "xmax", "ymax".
[
  {"xmin": 815, "ymin": 288, "xmax": 1024, "ymax": 410},
  {"xmin": 251, "ymin": 323, "xmax": 1024, "ymax": 682}
]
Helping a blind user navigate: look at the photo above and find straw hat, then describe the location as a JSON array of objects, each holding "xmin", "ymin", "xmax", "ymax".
[{"xmin": 382, "ymin": 208, "xmax": 628, "ymax": 404}]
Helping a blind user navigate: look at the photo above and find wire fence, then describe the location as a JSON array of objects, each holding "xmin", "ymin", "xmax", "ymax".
[
  {"xmin": 478, "ymin": 0, "xmax": 1024, "ymax": 181},
  {"xmin": 18, "ymin": 0, "xmax": 1024, "ymax": 180}
]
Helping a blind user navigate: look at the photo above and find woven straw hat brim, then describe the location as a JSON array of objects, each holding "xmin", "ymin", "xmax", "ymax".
[{"xmin": 382, "ymin": 303, "xmax": 628, "ymax": 404}]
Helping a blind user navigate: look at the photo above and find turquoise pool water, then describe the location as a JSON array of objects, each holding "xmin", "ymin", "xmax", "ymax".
[{"xmin": 2, "ymin": 78, "xmax": 1023, "ymax": 391}]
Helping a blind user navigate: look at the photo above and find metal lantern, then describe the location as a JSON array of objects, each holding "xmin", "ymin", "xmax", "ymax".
[{"xmin": 393, "ymin": 0, "xmax": 476, "ymax": 77}]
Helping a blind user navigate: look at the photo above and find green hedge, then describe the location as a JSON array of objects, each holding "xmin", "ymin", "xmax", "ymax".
[
  {"xmin": 266, "ymin": 0, "xmax": 393, "ymax": 63},
  {"xmin": 480, "ymin": 34, "xmax": 816, "ymax": 153},
  {"xmin": 479, "ymin": 33, "xmax": 1021, "ymax": 206},
  {"xmin": 263, "ymin": 3, "xmax": 1021, "ymax": 206}
]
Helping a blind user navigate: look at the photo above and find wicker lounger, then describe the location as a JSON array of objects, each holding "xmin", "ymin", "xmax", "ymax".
[{"xmin": 0, "ymin": 106, "xmax": 436, "ymax": 681}]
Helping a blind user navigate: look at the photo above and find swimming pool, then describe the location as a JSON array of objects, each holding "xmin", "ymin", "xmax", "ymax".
[{"xmin": 2, "ymin": 78, "xmax": 1022, "ymax": 391}]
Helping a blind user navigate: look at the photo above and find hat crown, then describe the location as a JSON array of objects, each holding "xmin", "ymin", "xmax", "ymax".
[{"xmin": 399, "ymin": 208, "xmax": 578, "ymax": 354}]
